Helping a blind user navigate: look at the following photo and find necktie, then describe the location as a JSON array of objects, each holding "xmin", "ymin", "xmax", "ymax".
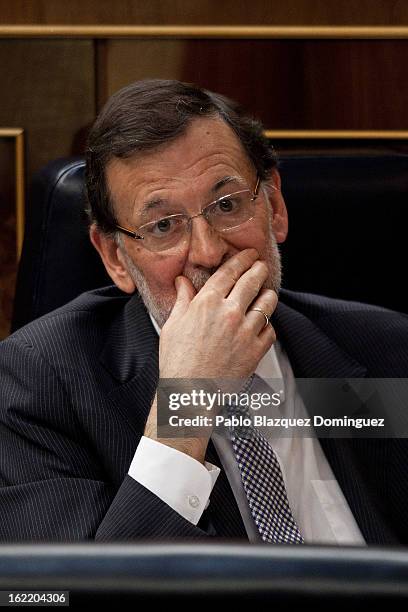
[{"xmin": 229, "ymin": 375, "xmax": 304, "ymax": 544}]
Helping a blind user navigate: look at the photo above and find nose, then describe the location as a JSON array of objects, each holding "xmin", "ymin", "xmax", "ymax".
[{"xmin": 186, "ymin": 215, "xmax": 229, "ymax": 269}]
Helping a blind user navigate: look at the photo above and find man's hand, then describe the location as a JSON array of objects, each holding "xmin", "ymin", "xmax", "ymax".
[
  {"xmin": 161, "ymin": 248, "xmax": 277, "ymax": 379},
  {"xmin": 144, "ymin": 248, "xmax": 278, "ymax": 462}
]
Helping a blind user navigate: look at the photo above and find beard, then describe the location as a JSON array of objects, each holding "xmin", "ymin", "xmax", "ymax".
[{"xmin": 119, "ymin": 218, "xmax": 282, "ymax": 328}]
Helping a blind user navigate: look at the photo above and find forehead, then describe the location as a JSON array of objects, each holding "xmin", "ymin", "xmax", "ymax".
[{"xmin": 106, "ymin": 116, "xmax": 254, "ymax": 217}]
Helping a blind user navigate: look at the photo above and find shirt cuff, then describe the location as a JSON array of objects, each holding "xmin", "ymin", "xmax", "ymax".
[{"xmin": 128, "ymin": 436, "xmax": 220, "ymax": 525}]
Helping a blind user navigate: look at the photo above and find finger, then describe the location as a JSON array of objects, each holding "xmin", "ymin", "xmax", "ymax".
[
  {"xmin": 170, "ymin": 275, "xmax": 197, "ymax": 318},
  {"xmin": 257, "ymin": 321, "xmax": 277, "ymax": 355},
  {"xmin": 246, "ymin": 289, "xmax": 278, "ymax": 334},
  {"xmin": 201, "ymin": 248, "xmax": 259, "ymax": 298},
  {"xmin": 227, "ymin": 260, "xmax": 269, "ymax": 311}
]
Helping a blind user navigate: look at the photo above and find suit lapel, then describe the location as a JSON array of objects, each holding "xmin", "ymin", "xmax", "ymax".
[
  {"xmin": 272, "ymin": 297, "xmax": 367, "ymax": 378},
  {"xmin": 272, "ymin": 297, "xmax": 398, "ymax": 544},
  {"xmin": 100, "ymin": 292, "xmax": 159, "ymax": 435},
  {"xmin": 205, "ymin": 440, "xmax": 248, "ymax": 539}
]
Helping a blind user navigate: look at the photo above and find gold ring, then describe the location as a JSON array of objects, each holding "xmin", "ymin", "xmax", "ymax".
[{"xmin": 250, "ymin": 307, "xmax": 270, "ymax": 330}]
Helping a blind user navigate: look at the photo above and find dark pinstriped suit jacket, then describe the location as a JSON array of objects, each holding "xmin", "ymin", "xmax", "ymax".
[{"xmin": 0, "ymin": 285, "xmax": 408, "ymax": 544}]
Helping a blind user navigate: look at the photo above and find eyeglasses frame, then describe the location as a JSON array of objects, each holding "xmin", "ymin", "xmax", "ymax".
[{"xmin": 114, "ymin": 174, "xmax": 262, "ymax": 243}]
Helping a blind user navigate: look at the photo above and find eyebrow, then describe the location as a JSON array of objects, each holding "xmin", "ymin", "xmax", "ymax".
[
  {"xmin": 141, "ymin": 198, "xmax": 167, "ymax": 214},
  {"xmin": 139, "ymin": 175, "xmax": 245, "ymax": 216},
  {"xmin": 211, "ymin": 175, "xmax": 245, "ymax": 193}
]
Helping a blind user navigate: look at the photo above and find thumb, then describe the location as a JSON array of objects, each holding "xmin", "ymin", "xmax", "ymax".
[{"xmin": 170, "ymin": 275, "xmax": 196, "ymax": 317}]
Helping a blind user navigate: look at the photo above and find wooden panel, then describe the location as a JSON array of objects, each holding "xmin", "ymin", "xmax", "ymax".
[
  {"xmin": 0, "ymin": 0, "xmax": 408, "ymax": 26},
  {"xmin": 99, "ymin": 39, "xmax": 408, "ymax": 129},
  {"xmin": 102, "ymin": 40, "xmax": 187, "ymax": 101},
  {"xmin": 0, "ymin": 40, "xmax": 95, "ymax": 179},
  {"xmin": 0, "ymin": 139, "xmax": 16, "ymax": 340},
  {"xmin": 180, "ymin": 39, "xmax": 408, "ymax": 129},
  {"xmin": 301, "ymin": 40, "xmax": 408, "ymax": 129}
]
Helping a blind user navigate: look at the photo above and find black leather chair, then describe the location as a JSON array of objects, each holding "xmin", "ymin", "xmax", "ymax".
[
  {"xmin": 12, "ymin": 158, "xmax": 110, "ymax": 332},
  {"xmin": 11, "ymin": 151, "xmax": 408, "ymax": 332}
]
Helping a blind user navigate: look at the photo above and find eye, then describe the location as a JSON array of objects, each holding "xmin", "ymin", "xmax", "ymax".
[
  {"xmin": 156, "ymin": 218, "xmax": 171, "ymax": 232},
  {"xmin": 215, "ymin": 196, "xmax": 241, "ymax": 214},
  {"xmin": 147, "ymin": 216, "xmax": 184, "ymax": 237}
]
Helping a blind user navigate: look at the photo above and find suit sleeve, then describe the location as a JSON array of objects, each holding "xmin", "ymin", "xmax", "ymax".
[{"xmin": 0, "ymin": 336, "xmax": 210, "ymax": 541}]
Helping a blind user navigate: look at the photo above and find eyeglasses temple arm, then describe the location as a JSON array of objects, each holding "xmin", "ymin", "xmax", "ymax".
[
  {"xmin": 115, "ymin": 224, "xmax": 143, "ymax": 240},
  {"xmin": 253, "ymin": 175, "xmax": 261, "ymax": 198}
]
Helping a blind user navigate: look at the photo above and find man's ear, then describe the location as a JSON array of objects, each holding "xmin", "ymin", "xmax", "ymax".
[
  {"xmin": 267, "ymin": 168, "xmax": 288, "ymax": 244},
  {"xmin": 89, "ymin": 224, "xmax": 136, "ymax": 294}
]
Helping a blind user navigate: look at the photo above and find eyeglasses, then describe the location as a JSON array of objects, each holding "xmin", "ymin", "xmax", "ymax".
[{"xmin": 115, "ymin": 175, "xmax": 263, "ymax": 253}]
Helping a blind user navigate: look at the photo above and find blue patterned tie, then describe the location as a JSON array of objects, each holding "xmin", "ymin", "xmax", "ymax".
[{"xmin": 229, "ymin": 376, "xmax": 304, "ymax": 544}]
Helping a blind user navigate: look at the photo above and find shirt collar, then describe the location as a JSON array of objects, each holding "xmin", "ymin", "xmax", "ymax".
[{"xmin": 149, "ymin": 313, "xmax": 161, "ymax": 336}]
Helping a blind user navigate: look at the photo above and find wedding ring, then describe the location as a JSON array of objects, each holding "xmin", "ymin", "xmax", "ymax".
[{"xmin": 250, "ymin": 307, "xmax": 270, "ymax": 330}]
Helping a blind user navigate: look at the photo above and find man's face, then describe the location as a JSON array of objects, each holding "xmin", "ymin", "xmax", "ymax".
[{"xmin": 104, "ymin": 116, "xmax": 287, "ymax": 327}]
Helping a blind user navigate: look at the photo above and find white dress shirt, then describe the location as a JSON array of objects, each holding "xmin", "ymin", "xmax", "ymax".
[{"xmin": 128, "ymin": 315, "xmax": 365, "ymax": 544}]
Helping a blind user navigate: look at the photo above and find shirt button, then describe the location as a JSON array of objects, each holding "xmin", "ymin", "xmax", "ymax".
[{"xmin": 188, "ymin": 495, "xmax": 200, "ymax": 508}]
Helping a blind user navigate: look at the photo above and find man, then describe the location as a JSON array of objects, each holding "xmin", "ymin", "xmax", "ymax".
[{"xmin": 0, "ymin": 79, "xmax": 407, "ymax": 544}]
